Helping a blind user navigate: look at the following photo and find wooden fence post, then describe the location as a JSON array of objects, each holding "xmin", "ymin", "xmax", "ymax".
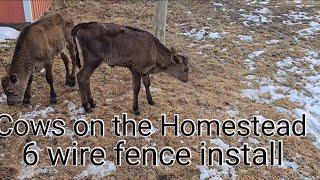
[{"xmin": 155, "ymin": 0, "xmax": 168, "ymax": 45}]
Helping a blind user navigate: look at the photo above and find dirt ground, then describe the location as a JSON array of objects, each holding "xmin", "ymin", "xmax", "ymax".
[{"xmin": 0, "ymin": 0, "xmax": 319, "ymax": 179}]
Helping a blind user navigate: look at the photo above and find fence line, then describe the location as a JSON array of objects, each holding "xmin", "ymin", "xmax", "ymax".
[{"xmin": 176, "ymin": 0, "xmax": 318, "ymax": 84}]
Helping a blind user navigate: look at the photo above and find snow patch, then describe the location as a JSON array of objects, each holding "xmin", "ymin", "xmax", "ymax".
[
  {"xmin": 249, "ymin": 50, "xmax": 265, "ymax": 59},
  {"xmin": 0, "ymin": 93, "xmax": 7, "ymax": 103},
  {"xmin": 198, "ymin": 164, "xmax": 237, "ymax": 180},
  {"xmin": 241, "ymin": 49, "xmax": 320, "ymax": 149},
  {"xmin": 248, "ymin": 137, "xmax": 259, "ymax": 144},
  {"xmin": 279, "ymin": 160, "xmax": 299, "ymax": 170},
  {"xmin": 259, "ymin": 0, "xmax": 270, "ymax": 4},
  {"xmin": 276, "ymin": 57, "xmax": 294, "ymax": 68},
  {"xmin": 74, "ymin": 162, "xmax": 116, "ymax": 179},
  {"xmin": 241, "ymin": 13, "xmax": 271, "ymax": 26},
  {"xmin": 266, "ymin": 39, "xmax": 280, "ymax": 45},
  {"xmin": 239, "ymin": 35, "xmax": 253, "ymax": 41},
  {"xmin": 288, "ymin": 11, "xmax": 313, "ymax": 21},
  {"xmin": 17, "ymin": 144, "xmax": 49, "ymax": 179},
  {"xmin": 0, "ymin": 27, "xmax": 20, "ymax": 41},
  {"xmin": 255, "ymin": 7, "xmax": 271, "ymax": 14},
  {"xmin": 181, "ymin": 27, "xmax": 227, "ymax": 40},
  {"xmin": 143, "ymin": 123, "xmax": 158, "ymax": 142},
  {"xmin": 208, "ymin": 32, "xmax": 222, "ymax": 39},
  {"xmin": 245, "ymin": 0, "xmax": 270, "ymax": 5},
  {"xmin": 283, "ymin": 20, "xmax": 302, "ymax": 26},
  {"xmin": 18, "ymin": 106, "xmax": 54, "ymax": 119},
  {"xmin": 210, "ymin": 138, "xmax": 230, "ymax": 150},
  {"xmin": 245, "ymin": 75, "xmax": 256, "ymax": 80},
  {"xmin": 65, "ymin": 100, "xmax": 86, "ymax": 121},
  {"xmin": 244, "ymin": 59, "xmax": 256, "ymax": 71},
  {"xmin": 212, "ymin": 2, "xmax": 223, "ymax": 7},
  {"xmin": 304, "ymin": 49, "xmax": 320, "ymax": 66},
  {"xmin": 298, "ymin": 21, "xmax": 320, "ymax": 37},
  {"xmin": 226, "ymin": 109, "xmax": 239, "ymax": 117},
  {"xmin": 255, "ymin": 115, "xmax": 266, "ymax": 124}
]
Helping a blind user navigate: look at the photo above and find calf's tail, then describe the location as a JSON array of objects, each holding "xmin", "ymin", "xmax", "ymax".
[
  {"xmin": 71, "ymin": 25, "xmax": 82, "ymax": 68},
  {"xmin": 71, "ymin": 22, "xmax": 95, "ymax": 68},
  {"xmin": 73, "ymin": 36, "xmax": 81, "ymax": 69}
]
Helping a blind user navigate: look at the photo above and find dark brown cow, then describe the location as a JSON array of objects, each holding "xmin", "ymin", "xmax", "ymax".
[
  {"xmin": 1, "ymin": 10, "xmax": 77, "ymax": 106},
  {"xmin": 72, "ymin": 22, "xmax": 189, "ymax": 115}
]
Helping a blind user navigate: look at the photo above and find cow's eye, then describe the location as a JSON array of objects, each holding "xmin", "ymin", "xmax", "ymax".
[{"xmin": 7, "ymin": 90, "xmax": 13, "ymax": 95}]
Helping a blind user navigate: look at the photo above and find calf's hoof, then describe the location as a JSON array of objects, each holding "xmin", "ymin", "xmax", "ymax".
[
  {"xmin": 70, "ymin": 82, "xmax": 76, "ymax": 87},
  {"xmin": 23, "ymin": 103, "xmax": 31, "ymax": 107},
  {"xmin": 88, "ymin": 100, "xmax": 96, "ymax": 109},
  {"xmin": 50, "ymin": 98, "xmax": 57, "ymax": 104},
  {"xmin": 84, "ymin": 107, "xmax": 92, "ymax": 113},
  {"xmin": 148, "ymin": 100, "xmax": 155, "ymax": 106},
  {"xmin": 23, "ymin": 99, "xmax": 31, "ymax": 105},
  {"xmin": 133, "ymin": 110, "xmax": 141, "ymax": 115},
  {"xmin": 83, "ymin": 104, "xmax": 92, "ymax": 113},
  {"xmin": 90, "ymin": 103, "xmax": 96, "ymax": 109},
  {"xmin": 66, "ymin": 77, "xmax": 76, "ymax": 87}
]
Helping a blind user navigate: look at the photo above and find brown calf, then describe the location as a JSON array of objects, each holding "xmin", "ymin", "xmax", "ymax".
[
  {"xmin": 1, "ymin": 10, "xmax": 77, "ymax": 106},
  {"xmin": 72, "ymin": 22, "xmax": 189, "ymax": 115}
]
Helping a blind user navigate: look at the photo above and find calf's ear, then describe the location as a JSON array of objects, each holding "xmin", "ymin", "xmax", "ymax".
[
  {"xmin": 171, "ymin": 54, "xmax": 182, "ymax": 64},
  {"xmin": 171, "ymin": 47, "xmax": 177, "ymax": 54},
  {"xmin": 10, "ymin": 74, "xmax": 18, "ymax": 84}
]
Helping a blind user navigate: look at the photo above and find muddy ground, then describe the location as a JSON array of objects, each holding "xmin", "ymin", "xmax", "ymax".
[{"xmin": 0, "ymin": 0, "xmax": 319, "ymax": 179}]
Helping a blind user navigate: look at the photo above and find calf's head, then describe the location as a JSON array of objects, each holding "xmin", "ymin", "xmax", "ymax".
[
  {"xmin": 164, "ymin": 47, "xmax": 189, "ymax": 82},
  {"xmin": 1, "ymin": 66, "xmax": 28, "ymax": 105}
]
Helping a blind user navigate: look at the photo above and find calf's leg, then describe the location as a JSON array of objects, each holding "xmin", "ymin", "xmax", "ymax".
[
  {"xmin": 86, "ymin": 80, "xmax": 96, "ymax": 108},
  {"xmin": 77, "ymin": 64, "xmax": 99, "ymax": 112},
  {"xmin": 23, "ymin": 74, "xmax": 34, "ymax": 105},
  {"xmin": 132, "ymin": 72, "xmax": 142, "ymax": 115},
  {"xmin": 44, "ymin": 63, "xmax": 57, "ymax": 104},
  {"xmin": 60, "ymin": 52, "xmax": 75, "ymax": 86},
  {"xmin": 142, "ymin": 75, "xmax": 155, "ymax": 105}
]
